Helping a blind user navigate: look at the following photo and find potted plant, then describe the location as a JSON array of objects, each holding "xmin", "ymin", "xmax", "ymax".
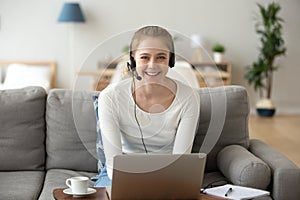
[
  {"xmin": 245, "ymin": 2, "xmax": 286, "ymax": 117},
  {"xmin": 212, "ymin": 43, "xmax": 225, "ymax": 63}
]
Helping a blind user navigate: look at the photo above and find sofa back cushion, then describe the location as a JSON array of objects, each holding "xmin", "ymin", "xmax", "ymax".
[
  {"xmin": 192, "ymin": 86, "xmax": 250, "ymax": 171},
  {"xmin": 46, "ymin": 89, "xmax": 99, "ymax": 172},
  {"xmin": 45, "ymin": 86, "xmax": 249, "ymax": 173},
  {"xmin": 0, "ymin": 87, "xmax": 46, "ymax": 170}
]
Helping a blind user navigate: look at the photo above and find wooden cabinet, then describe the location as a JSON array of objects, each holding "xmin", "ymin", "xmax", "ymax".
[
  {"xmin": 77, "ymin": 62, "xmax": 231, "ymax": 91},
  {"xmin": 191, "ymin": 62, "xmax": 231, "ymax": 87},
  {"xmin": 76, "ymin": 69, "xmax": 114, "ymax": 91}
]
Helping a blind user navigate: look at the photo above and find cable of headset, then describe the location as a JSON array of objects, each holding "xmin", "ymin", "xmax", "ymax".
[{"xmin": 132, "ymin": 75, "xmax": 148, "ymax": 154}]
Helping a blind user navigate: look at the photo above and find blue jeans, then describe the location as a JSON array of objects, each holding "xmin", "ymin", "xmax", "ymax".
[{"xmin": 94, "ymin": 165, "xmax": 112, "ymax": 187}]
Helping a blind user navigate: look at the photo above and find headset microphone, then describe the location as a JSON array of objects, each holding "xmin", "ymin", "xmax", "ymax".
[
  {"xmin": 135, "ymin": 73, "xmax": 142, "ymax": 81},
  {"xmin": 127, "ymin": 62, "xmax": 142, "ymax": 81}
]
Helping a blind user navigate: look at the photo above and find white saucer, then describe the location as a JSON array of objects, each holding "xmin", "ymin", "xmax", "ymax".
[{"xmin": 63, "ymin": 188, "xmax": 96, "ymax": 196}]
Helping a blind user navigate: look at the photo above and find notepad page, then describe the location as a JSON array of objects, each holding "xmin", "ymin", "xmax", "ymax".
[
  {"xmin": 204, "ymin": 184, "xmax": 270, "ymax": 200},
  {"xmin": 106, "ymin": 186, "xmax": 111, "ymax": 200}
]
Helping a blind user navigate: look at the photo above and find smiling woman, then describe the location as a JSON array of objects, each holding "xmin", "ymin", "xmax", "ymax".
[
  {"xmin": 128, "ymin": 26, "xmax": 177, "ymax": 113},
  {"xmin": 94, "ymin": 26, "xmax": 200, "ymax": 187},
  {"xmin": 132, "ymin": 40, "xmax": 175, "ymax": 113}
]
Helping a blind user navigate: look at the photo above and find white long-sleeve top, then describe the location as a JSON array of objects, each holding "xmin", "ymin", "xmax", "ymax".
[{"xmin": 98, "ymin": 78, "xmax": 200, "ymax": 179}]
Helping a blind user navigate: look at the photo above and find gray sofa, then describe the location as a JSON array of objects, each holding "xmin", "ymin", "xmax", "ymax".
[{"xmin": 0, "ymin": 86, "xmax": 299, "ymax": 200}]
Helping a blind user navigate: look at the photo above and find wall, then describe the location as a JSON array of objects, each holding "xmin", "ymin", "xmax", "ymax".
[{"xmin": 0, "ymin": 0, "xmax": 299, "ymax": 114}]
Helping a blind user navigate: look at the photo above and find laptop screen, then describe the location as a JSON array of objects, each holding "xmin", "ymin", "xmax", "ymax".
[{"xmin": 110, "ymin": 153, "xmax": 206, "ymax": 200}]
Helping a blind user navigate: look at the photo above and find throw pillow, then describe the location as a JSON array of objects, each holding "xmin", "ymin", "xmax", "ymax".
[
  {"xmin": 3, "ymin": 63, "xmax": 51, "ymax": 91},
  {"xmin": 217, "ymin": 145, "xmax": 271, "ymax": 190},
  {"xmin": 92, "ymin": 95, "xmax": 106, "ymax": 173}
]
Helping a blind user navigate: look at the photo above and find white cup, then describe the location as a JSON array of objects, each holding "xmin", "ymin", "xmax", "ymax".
[{"xmin": 65, "ymin": 176, "xmax": 89, "ymax": 194}]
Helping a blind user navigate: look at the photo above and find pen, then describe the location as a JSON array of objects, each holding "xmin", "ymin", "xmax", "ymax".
[{"xmin": 224, "ymin": 187, "xmax": 233, "ymax": 197}]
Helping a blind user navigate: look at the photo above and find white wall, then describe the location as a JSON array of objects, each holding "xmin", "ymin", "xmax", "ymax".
[{"xmin": 0, "ymin": 0, "xmax": 299, "ymax": 114}]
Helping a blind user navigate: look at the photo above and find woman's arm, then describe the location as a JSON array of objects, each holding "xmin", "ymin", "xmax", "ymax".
[
  {"xmin": 98, "ymin": 90, "xmax": 123, "ymax": 179},
  {"xmin": 173, "ymin": 89, "xmax": 200, "ymax": 154}
]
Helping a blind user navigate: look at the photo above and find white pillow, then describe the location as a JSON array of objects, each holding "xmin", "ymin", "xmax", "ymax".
[{"xmin": 3, "ymin": 63, "xmax": 51, "ymax": 91}]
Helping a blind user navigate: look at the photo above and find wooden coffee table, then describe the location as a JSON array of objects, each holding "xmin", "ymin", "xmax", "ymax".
[
  {"xmin": 53, "ymin": 188, "xmax": 108, "ymax": 200},
  {"xmin": 53, "ymin": 188, "xmax": 227, "ymax": 200}
]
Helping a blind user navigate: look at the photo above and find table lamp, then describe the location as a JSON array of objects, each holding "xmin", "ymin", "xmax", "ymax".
[{"xmin": 58, "ymin": 3, "xmax": 85, "ymax": 23}]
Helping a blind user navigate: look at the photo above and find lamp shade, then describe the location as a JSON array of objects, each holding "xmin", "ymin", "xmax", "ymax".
[
  {"xmin": 58, "ymin": 3, "xmax": 85, "ymax": 23},
  {"xmin": 190, "ymin": 34, "xmax": 204, "ymax": 48}
]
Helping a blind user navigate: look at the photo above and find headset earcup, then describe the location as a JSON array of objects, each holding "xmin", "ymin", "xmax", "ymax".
[
  {"xmin": 130, "ymin": 55, "xmax": 136, "ymax": 71},
  {"xmin": 169, "ymin": 53, "xmax": 175, "ymax": 68}
]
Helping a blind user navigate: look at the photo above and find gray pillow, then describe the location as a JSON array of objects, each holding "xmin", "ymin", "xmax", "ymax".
[
  {"xmin": 217, "ymin": 145, "xmax": 271, "ymax": 190},
  {"xmin": 0, "ymin": 87, "xmax": 46, "ymax": 170},
  {"xmin": 46, "ymin": 89, "xmax": 98, "ymax": 172},
  {"xmin": 192, "ymin": 86, "xmax": 250, "ymax": 172}
]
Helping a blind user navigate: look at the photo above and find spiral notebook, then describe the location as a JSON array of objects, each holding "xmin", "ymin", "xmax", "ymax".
[{"xmin": 204, "ymin": 184, "xmax": 270, "ymax": 200}]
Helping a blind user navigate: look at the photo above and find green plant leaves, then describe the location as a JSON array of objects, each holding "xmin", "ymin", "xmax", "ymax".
[
  {"xmin": 245, "ymin": 2, "xmax": 286, "ymax": 99},
  {"xmin": 212, "ymin": 43, "xmax": 225, "ymax": 53}
]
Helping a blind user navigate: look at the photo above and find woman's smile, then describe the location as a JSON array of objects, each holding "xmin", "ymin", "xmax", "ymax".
[{"xmin": 144, "ymin": 71, "xmax": 161, "ymax": 77}]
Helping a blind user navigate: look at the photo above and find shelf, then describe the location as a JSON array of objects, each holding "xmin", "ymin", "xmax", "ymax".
[
  {"xmin": 192, "ymin": 61, "xmax": 231, "ymax": 87},
  {"xmin": 77, "ymin": 62, "xmax": 231, "ymax": 91}
]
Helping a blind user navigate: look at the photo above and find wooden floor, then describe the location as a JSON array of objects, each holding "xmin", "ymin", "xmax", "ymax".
[{"xmin": 249, "ymin": 115, "xmax": 300, "ymax": 167}]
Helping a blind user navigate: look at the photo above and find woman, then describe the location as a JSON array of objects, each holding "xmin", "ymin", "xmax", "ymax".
[{"xmin": 95, "ymin": 26, "xmax": 200, "ymax": 186}]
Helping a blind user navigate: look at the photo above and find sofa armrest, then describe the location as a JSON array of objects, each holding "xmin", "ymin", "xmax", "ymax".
[
  {"xmin": 217, "ymin": 145, "xmax": 271, "ymax": 190},
  {"xmin": 250, "ymin": 139, "xmax": 300, "ymax": 200}
]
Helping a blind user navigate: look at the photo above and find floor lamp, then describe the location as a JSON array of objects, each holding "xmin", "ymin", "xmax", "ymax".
[{"xmin": 58, "ymin": 2, "xmax": 85, "ymax": 87}]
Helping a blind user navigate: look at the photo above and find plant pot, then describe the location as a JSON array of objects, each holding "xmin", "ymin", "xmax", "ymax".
[
  {"xmin": 213, "ymin": 52, "xmax": 223, "ymax": 63},
  {"xmin": 256, "ymin": 98, "xmax": 276, "ymax": 117}
]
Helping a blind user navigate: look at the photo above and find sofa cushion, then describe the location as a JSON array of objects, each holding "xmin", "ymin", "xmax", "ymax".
[
  {"xmin": 0, "ymin": 171, "xmax": 45, "ymax": 200},
  {"xmin": 38, "ymin": 169, "xmax": 97, "ymax": 200},
  {"xmin": 46, "ymin": 89, "xmax": 99, "ymax": 172},
  {"xmin": 217, "ymin": 145, "xmax": 271, "ymax": 190},
  {"xmin": 0, "ymin": 86, "xmax": 46, "ymax": 170},
  {"xmin": 192, "ymin": 86, "xmax": 250, "ymax": 171}
]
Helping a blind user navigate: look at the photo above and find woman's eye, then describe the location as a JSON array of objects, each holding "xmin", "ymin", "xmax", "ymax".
[
  {"xmin": 140, "ymin": 56, "xmax": 149, "ymax": 60},
  {"xmin": 157, "ymin": 56, "xmax": 166, "ymax": 60}
]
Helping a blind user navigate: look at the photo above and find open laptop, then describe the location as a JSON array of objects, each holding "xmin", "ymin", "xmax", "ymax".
[{"xmin": 109, "ymin": 153, "xmax": 206, "ymax": 200}]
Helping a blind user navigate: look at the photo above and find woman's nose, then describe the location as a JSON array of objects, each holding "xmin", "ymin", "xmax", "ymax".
[
  {"xmin": 147, "ymin": 58, "xmax": 156, "ymax": 66},
  {"xmin": 149, "ymin": 57, "xmax": 156, "ymax": 64}
]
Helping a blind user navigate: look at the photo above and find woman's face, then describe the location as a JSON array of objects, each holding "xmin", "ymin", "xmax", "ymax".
[{"xmin": 133, "ymin": 37, "xmax": 171, "ymax": 83}]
